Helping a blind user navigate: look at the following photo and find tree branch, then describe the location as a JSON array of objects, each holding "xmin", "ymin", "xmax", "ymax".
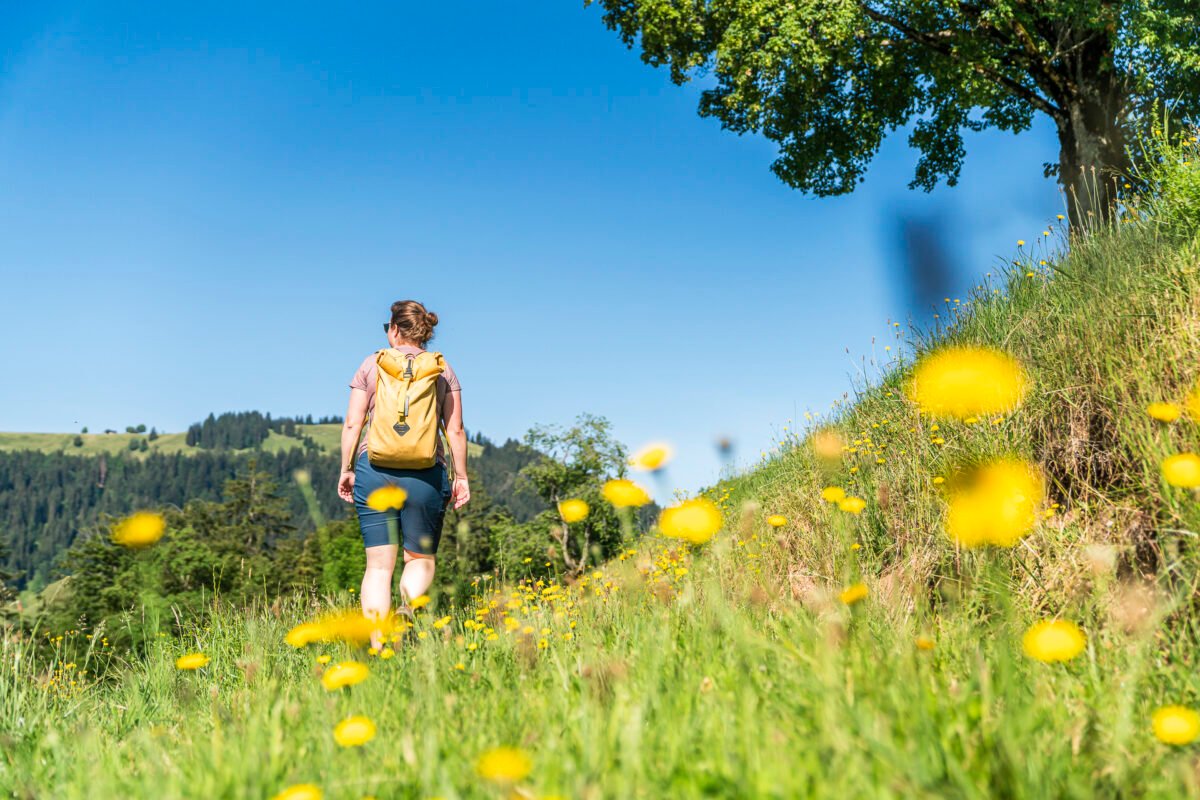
[{"xmin": 858, "ymin": 2, "xmax": 1064, "ymax": 120}]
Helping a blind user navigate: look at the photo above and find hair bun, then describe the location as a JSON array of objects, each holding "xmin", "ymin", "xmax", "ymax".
[{"xmin": 426, "ymin": 311, "xmax": 439, "ymax": 327}]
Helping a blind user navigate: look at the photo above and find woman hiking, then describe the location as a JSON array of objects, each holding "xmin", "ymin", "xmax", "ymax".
[{"xmin": 337, "ymin": 300, "xmax": 470, "ymax": 646}]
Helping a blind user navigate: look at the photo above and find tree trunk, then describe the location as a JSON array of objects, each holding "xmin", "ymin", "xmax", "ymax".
[{"xmin": 1054, "ymin": 36, "xmax": 1127, "ymax": 232}]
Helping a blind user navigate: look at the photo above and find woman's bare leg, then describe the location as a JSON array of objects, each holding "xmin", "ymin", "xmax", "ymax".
[
  {"xmin": 399, "ymin": 549, "xmax": 436, "ymax": 602},
  {"xmin": 361, "ymin": 544, "xmax": 399, "ymax": 650}
]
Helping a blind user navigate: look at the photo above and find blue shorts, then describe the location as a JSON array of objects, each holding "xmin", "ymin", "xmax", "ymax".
[{"xmin": 352, "ymin": 450, "xmax": 451, "ymax": 555}]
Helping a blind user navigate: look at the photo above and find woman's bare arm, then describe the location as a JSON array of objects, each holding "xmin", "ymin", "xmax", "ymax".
[
  {"xmin": 442, "ymin": 390, "xmax": 470, "ymax": 509},
  {"xmin": 337, "ymin": 388, "xmax": 370, "ymax": 503}
]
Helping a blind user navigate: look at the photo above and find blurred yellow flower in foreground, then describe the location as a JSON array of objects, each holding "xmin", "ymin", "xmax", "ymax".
[
  {"xmin": 333, "ymin": 715, "xmax": 377, "ymax": 747},
  {"xmin": 839, "ymin": 583, "xmax": 868, "ymax": 605},
  {"xmin": 915, "ymin": 636, "xmax": 935, "ymax": 651},
  {"xmin": 476, "ymin": 746, "xmax": 533, "ymax": 784},
  {"xmin": 811, "ymin": 429, "xmax": 845, "ymax": 462},
  {"xmin": 659, "ymin": 498, "xmax": 723, "ymax": 544},
  {"xmin": 1152, "ymin": 705, "xmax": 1200, "ymax": 745},
  {"xmin": 285, "ymin": 610, "xmax": 394, "ymax": 647},
  {"xmin": 272, "ymin": 784, "xmax": 322, "ymax": 800},
  {"xmin": 1146, "ymin": 402, "xmax": 1182, "ymax": 423},
  {"xmin": 175, "ymin": 652, "xmax": 209, "ymax": 670},
  {"xmin": 1022, "ymin": 620, "xmax": 1086, "ymax": 663},
  {"xmin": 630, "ymin": 442, "xmax": 673, "ymax": 471},
  {"xmin": 285, "ymin": 622, "xmax": 325, "ymax": 648},
  {"xmin": 1161, "ymin": 453, "xmax": 1200, "ymax": 488},
  {"xmin": 366, "ymin": 485, "xmax": 407, "ymax": 511},
  {"xmin": 321, "ymin": 661, "xmax": 369, "ymax": 691},
  {"xmin": 602, "ymin": 479, "xmax": 651, "ymax": 508},
  {"xmin": 821, "ymin": 486, "xmax": 845, "ymax": 503},
  {"xmin": 945, "ymin": 460, "xmax": 1043, "ymax": 547},
  {"xmin": 410, "ymin": 595, "xmax": 431, "ymax": 610},
  {"xmin": 837, "ymin": 497, "xmax": 867, "ymax": 515},
  {"xmin": 766, "ymin": 514, "xmax": 787, "ymax": 528},
  {"xmin": 907, "ymin": 346, "xmax": 1027, "ymax": 420},
  {"xmin": 558, "ymin": 499, "xmax": 590, "ymax": 523},
  {"xmin": 111, "ymin": 511, "xmax": 166, "ymax": 548}
]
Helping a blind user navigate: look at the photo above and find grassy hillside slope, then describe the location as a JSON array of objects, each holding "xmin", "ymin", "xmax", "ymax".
[
  {"xmin": 4, "ymin": 149, "xmax": 1200, "ymax": 798},
  {"xmin": 0, "ymin": 425, "xmax": 483, "ymax": 459}
]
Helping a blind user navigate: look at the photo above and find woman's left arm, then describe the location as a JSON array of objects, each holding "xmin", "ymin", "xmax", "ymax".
[{"xmin": 443, "ymin": 389, "xmax": 470, "ymax": 509}]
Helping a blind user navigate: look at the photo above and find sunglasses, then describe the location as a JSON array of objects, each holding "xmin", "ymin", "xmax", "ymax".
[{"xmin": 382, "ymin": 323, "xmax": 393, "ymax": 333}]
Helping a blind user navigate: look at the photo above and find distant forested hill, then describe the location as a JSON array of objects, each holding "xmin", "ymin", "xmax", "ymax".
[{"xmin": 0, "ymin": 413, "xmax": 544, "ymax": 589}]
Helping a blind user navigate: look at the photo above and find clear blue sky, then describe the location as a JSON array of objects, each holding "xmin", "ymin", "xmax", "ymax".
[{"xmin": 0, "ymin": 1, "xmax": 1064, "ymax": 495}]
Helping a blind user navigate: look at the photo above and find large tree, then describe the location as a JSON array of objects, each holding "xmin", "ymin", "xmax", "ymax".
[{"xmin": 588, "ymin": 0, "xmax": 1200, "ymax": 226}]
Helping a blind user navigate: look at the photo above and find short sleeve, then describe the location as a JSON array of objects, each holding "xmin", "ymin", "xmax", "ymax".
[
  {"xmin": 349, "ymin": 354, "xmax": 375, "ymax": 392},
  {"xmin": 441, "ymin": 360, "xmax": 462, "ymax": 393}
]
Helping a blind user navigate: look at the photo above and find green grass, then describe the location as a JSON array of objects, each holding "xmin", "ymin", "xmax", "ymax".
[{"xmin": 6, "ymin": 150, "xmax": 1200, "ymax": 797}]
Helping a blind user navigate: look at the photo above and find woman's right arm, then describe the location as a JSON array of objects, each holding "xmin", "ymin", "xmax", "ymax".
[{"xmin": 337, "ymin": 388, "xmax": 370, "ymax": 503}]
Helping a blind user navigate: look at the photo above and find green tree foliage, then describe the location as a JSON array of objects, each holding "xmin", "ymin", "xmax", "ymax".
[
  {"xmin": 588, "ymin": 0, "xmax": 1200, "ymax": 226},
  {"xmin": 502, "ymin": 414, "xmax": 631, "ymax": 576}
]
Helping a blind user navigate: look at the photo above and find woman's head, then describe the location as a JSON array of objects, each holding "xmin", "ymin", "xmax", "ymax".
[{"xmin": 385, "ymin": 300, "xmax": 439, "ymax": 347}]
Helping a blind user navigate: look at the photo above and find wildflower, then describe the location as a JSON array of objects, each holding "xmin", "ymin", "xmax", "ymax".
[
  {"xmin": 476, "ymin": 746, "xmax": 532, "ymax": 784},
  {"xmin": 333, "ymin": 715, "xmax": 377, "ymax": 748},
  {"xmin": 839, "ymin": 583, "xmax": 868, "ymax": 605},
  {"xmin": 837, "ymin": 497, "xmax": 867, "ymax": 515},
  {"xmin": 175, "ymin": 652, "xmax": 209, "ymax": 671},
  {"xmin": 915, "ymin": 636, "xmax": 935, "ymax": 651},
  {"xmin": 558, "ymin": 499, "xmax": 590, "ymax": 523},
  {"xmin": 932, "ymin": 476, "xmax": 945, "ymax": 485},
  {"xmin": 379, "ymin": 647, "xmax": 395, "ymax": 660},
  {"xmin": 850, "ymin": 543, "xmax": 861, "ymax": 551},
  {"xmin": 820, "ymin": 486, "xmax": 845, "ymax": 503},
  {"xmin": 410, "ymin": 595, "xmax": 431, "ymax": 610},
  {"xmin": 1022, "ymin": 620, "xmax": 1086, "ymax": 663},
  {"xmin": 285, "ymin": 622, "xmax": 325, "ymax": 648},
  {"xmin": 1161, "ymin": 453, "xmax": 1200, "ymax": 488},
  {"xmin": 320, "ymin": 661, "xmax": 369, "ymax": 691},
  {"xmin": 811, "ymin": 429, "xmax": 844, "ymax": 462},
  {"xmin": 1146, "ymin": 402, "xmax": 1182, "ymax": 423},
  {"xmin": 766, "ymin": 514, "xmax": 787, "ymax": 528},
  {"xmin": 433, "ymin": 616, "xmax": 452, "ymax": 629},
  {"xmin": 1152, "ymin": 706, "xmax": 1200, "ymax": 745},
  {"xmin": 272, "ymin": 785, "xmax": 322, "ymax": 800},
  {"xmin": 907, "ymin": 346, "xmax": 1027, "ymax": 420},
  {"xmin": 945, "ymin": 460, "xmax": 1043, "ymax": 548},
  {"xmin": 316, "ymin": 654, "xmax": 331, "ymax": 665},
  {"xmin": 366, "ymin": 485, "xmax": 407, "ymax": 511},
  {"xmin": 111, "ymin": 511, "xmax": 166, "ymax": 548},
  {"xmin": 659, "ymin": 498, "xmax": 723, "ymax": 544},
  {"xmin": 602, "ymin": 479, "xmax": 651, "ymax": 508},
  {"xmin": 630, "ymin": 442, "xmax": 673, "ymax": 471}
]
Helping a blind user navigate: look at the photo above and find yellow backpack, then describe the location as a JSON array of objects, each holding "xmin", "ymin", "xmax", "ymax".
[{"xmin": 366, "ymin": 349, "xmax": 447, "ymax": 470}]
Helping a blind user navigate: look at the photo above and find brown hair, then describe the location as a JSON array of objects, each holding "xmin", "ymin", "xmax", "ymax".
[{"xmin": 388, "ymin": 299, "xmax": 439, "ymax": 346}]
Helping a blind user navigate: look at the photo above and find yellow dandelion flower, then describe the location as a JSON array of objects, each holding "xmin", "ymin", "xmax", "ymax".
[
  {"xmin": 1147, "ymin": 402, "xmax": 1182, "ymax": 423},
  {"xmin": 558, "ymin": 499, "xmax": 590, "ymax": 523},
  {"xmin": 366, "ymin": 485, "xmax": 407, "ymax": 511},
  {"xmin": 850, "ymin": 543, "xmax": 861, "ymax": 551},
  {"xmin": 766, "ymin": 514, "xmax": 787, "ymax": 528},
  {"xmin": 820, "ymin": 486, "xmax": 845, "ymax": 503},
  {"xmin": 175, "ymin": 652, "xmax": 209, "ymax": 670},
  {"xmin": 272, "ymin": 784, "xmax": 322, "ymax": 800},
  {"xmin": 915, "ymin": 636, "xmax": 935, "ymax": 651},
  {"xmin": 602, "ymin": 479, "xmax": 651, "ymax": 508},
  {"xmin": 837, "ymin": 496, "xmax": 867, "ymax": 515},
  {"xmin": 945, "ymin": 460, "xmax": 1043, "ymax": 548},
  {"xmin": 932, "ymin": 476, "xmax": 945, "ymax": 485},
  {"xmin": 630, "ymin": 442, "xmax": 673, "ymax": 471},
  {"xmin": 410, "ymin": 595, "xmax": 431, "ymax": 610},
  {"xmin": 659, "ymin": 498, "xmax": 723, "ymax": 545},
  {"xmin": 333, "ymin": 715, "xmax": 377, "ymax": 748},
  {"xmin": 320, "ymin": 661, "xmax": 369, "ymax": 691},
  {"xmin": 379, "ymin": 647, "xmax": 395, "ymax": 660},
  {"xmin": 1152, "ymin": 705, "xmax": 1200, "ymax": 745},
  {"xmin": 1162, "ymin": 453, "xmax": 1200, "ymax": 488},
  {"xmin": 285, "ymin": 622, "xmax": 325, "ymax": 648},
  {"xmin": 476, "ymin": 746, "xmax": 532, "ymax": 784},
  {"xmin": 111, "ymin": 511, "xmax": 166, "ymax": 548},
  {"xmin": 433, "ymin": 616, "xmax": 452, "ymax": 629},
  {"xmin": 839, "ymin": 583, "xmax": 868, "ymax": 605},
  {"xmin": 907, "ymin": 346, "xmax": 1027, "ymax": 420},
  {"xmin": 1022, "ymin": 620, "xmax": 1086, "ymax": 663},
  {"xmin": 316, "ymin": 654, "xmax": 331, "ymax": 664}
]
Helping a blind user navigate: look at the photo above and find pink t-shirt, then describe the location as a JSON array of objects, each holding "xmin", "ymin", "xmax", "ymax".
[{"xmin": 350, "ymin": 346, "xmax": 461, "ymax": 463}]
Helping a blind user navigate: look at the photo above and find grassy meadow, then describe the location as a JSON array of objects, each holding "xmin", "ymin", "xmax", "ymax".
[{"xmin": 5, "ymin": 145, "xmax": 1200, "ymax": 799}]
